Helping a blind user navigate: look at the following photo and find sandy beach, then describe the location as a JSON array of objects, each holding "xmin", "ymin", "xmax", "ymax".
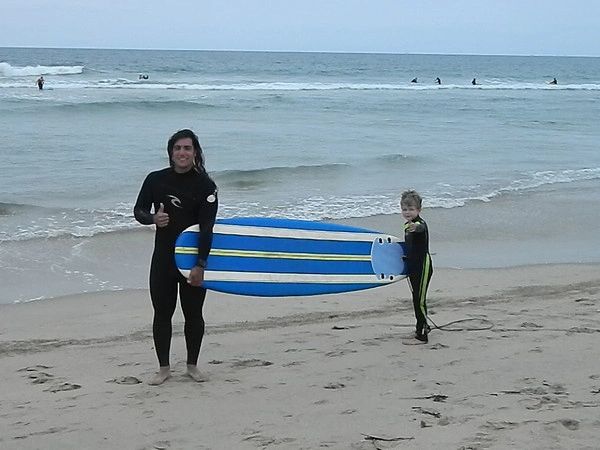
[
  {"xmin": 1, "ymin": 263, "xmax": 599, "ymax": 449},
  {"xmin": 2, "ymin": 39, "xmax": 600, "ymax": 450}
]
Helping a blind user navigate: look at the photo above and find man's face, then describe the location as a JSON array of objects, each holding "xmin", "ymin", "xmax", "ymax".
[{"xmin": 171, "ymin": 137, "xmax": 195, "ymax": 172}]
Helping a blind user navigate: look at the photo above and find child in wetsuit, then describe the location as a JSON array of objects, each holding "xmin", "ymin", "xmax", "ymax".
[{"xmin": 401, "ymin": 190, "xmax": 433, "ymax": 344}]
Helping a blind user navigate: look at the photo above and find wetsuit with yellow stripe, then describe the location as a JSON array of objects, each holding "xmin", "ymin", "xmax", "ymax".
[{"xmin": 404, "ymin": 216, "xmax": 433, "ymax": 339}]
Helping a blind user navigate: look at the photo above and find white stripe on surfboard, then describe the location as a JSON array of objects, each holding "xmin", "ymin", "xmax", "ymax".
[
  {"xmin": 186, "ymin": 224, "xmax": 392, "ymax": 242},
  {"xmin": 179, "ymin": 270, "xmax": 397, "ymax": 284},
  {"xmin": 175, "ymin": 247, "xmax": 371, "ymax": 261}
]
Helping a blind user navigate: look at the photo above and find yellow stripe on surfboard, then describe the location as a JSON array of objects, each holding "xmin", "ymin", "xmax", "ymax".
[{"xmin": 174, "ymin": 247, "xmax": 371, "ymax": 262}]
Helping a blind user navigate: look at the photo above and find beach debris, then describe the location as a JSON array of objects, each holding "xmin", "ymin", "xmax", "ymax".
[
  {"xmin": 401, "ymin": 394, "xmax": 448, "ymax": 402},
  {"xmin": 412, "ymin": 406, "xmax": 441, "ymax": 418},
  {"xmin": 208, "ymin": 359, "xmax": 224, "ymax": 364},
  {"xmin": 591, "ymin": 387, "xmax": 600, "ymax": 394},
  {"xmin": 422, "ymin": 394, "xmax": 447, "ymax": 402},
  {"xmin": 420, "ymin": 420, "xmax": 431, "ymax": 428},
  {"xmin": 361, "ymin": 433, "xmax": 414, "ymax": 442},
  {"xmin": 332, "ymin": 325, "xmax": 350, "ymax": 330},
  {"xmin": 489, "ymin": 390, "xmax": 521, "ymax": 396},
  {"xmin": 107, "ymin": 376, "xmax": 142, "ymax": 385},
  {"xmin": 323, "ymin": 382, "xmax": 345, "ymax": 389}
]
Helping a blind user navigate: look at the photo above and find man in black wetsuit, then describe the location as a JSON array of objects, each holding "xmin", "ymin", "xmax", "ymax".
[{"xmin": 134, "ymin": 129, "xmax": 218, "ymax": 385}]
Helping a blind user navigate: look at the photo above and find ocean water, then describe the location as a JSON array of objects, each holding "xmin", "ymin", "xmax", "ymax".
[{"xmin": 1, "ymin": 48, "xmax": 599, "ymax": 303}]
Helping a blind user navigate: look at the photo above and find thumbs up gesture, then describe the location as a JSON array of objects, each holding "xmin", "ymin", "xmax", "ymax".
[{"xmin": 153, "ymin": 203, "xmax": 169, "ymax": 228}]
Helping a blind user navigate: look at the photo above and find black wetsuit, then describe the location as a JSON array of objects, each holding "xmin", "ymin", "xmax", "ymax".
[
  {"xmin": 404, "ymin": 216, "xmax": 433, "ymax": 337},
  {"xmin": 134, "ymin": 167, "xmax": 218, "ymax": 367}
]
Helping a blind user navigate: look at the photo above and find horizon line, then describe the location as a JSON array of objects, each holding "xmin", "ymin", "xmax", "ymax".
[{"xmin": 1, "ymin": 45, "xmax": 599, "ymax": 59}]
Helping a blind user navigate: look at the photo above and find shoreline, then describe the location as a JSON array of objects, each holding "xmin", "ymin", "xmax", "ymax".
[{"xmin": 2, "ymin": 178, "xmax": 600, "ymax": 305}]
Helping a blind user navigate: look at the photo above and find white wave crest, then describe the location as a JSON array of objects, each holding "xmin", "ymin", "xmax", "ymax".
[
  {"xmin": 0, "ymin": 62, "xmax": 84, "ymax": 77},
  {"xmin": 2, "ymin": 76, "xmax": 599, "ymax": 91},
  {"xmin": 3, "ymin": 168, "xmax": 598, "ymax": 242}
]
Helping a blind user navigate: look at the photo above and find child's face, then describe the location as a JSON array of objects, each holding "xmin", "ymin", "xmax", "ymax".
[{"xmin": 401, "ymin": 203, "xmax": 421, "ymax": 222}]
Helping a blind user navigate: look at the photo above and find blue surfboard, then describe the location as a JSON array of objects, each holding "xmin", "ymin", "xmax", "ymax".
[{"xmin": 175, "ymin": 217, "xmax": 407, "ymax": 297}]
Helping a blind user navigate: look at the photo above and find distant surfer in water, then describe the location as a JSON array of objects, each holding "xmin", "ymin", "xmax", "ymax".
[
  {"xmin": 139, "ymin": 74, "xmax": 149, "ymax": 80},
  {"xmin": 36, "ymin": 76, "xmax": 44, "ymax": 90},
  {"xmin": 549, "ymin": 77, "xmax": 557, "ymax": 85},
  {"xmin": 471, "ymin": 78, "xmax": 477, "ymax": 85},
  {"xmin": 411, "ymin": 77, "xmax": 418, "ymax": 83},
  {"xmin": 134, "ymin": 129, "xmax": 218, "ymax": 385},
  {"xmin": 435, "ymin": 77, "xmax": 441, "ymax": 85}
]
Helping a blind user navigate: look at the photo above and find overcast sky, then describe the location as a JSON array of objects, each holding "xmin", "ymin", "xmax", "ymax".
[{"xmin": 2, "ymin": 0, "xmax": 599, "ymax": 56}]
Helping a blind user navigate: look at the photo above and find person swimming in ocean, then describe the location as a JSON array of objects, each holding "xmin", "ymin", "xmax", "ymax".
[
  {"xmin": 36, "ymin": 76, "xmax": 44, "ymax": 90},
  {"xmin": 549, "ymin": 77, "xmax": 557, "ymax": 85},
  {"xmin": 139, "ymin": 74, "xmax": 149, "ymax": 80},
  {"xmin": 471, "ymin": 78, "xmax": 477, "ymax": 85},
  {"xmin": 435, "ymin": 77, "xmax": 441, "ymax": 85},
  {"xmin": 411, "ymin": 77, "xmax": 418, "ymax": 83}
]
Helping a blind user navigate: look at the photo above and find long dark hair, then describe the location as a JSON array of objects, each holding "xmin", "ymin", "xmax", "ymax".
[{"xmin": 167, "ymin": 129, "xmax": 206, "ymax": 173}]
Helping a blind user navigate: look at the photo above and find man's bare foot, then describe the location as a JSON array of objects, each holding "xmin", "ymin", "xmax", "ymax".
[
  {"xmin": 186, "ymin": 364, "xmax": 208, "ymax": 382},
  {"xmin": 148, "ymin": 366, "xmax": 171, "ymax": 385}
]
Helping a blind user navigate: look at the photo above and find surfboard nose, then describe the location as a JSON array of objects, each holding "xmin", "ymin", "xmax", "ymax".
[{"xmin": 370, "ymin": 237, "xmax": 407, "ymax": 280}]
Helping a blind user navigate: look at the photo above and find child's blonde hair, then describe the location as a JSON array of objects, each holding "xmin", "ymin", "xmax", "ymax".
[{"xmin": 400, "ymin": 190, "xmax": 422, "ymax": 208}]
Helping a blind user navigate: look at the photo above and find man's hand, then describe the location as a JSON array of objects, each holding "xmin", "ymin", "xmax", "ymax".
[
  {"xmin": 187, "ymin": 266, "xmax": 205, "ymax": 287},
  {"xmin": 153, "ymin": 203, "xmax": 169, "ymax": 228}
]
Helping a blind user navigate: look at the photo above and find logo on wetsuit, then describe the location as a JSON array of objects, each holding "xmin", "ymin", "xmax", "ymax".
[{"xmin": 167, "ymin": 195, "xmax": 183, "ymax": 209}]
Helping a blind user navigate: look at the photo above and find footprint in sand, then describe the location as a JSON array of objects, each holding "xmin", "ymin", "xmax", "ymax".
[
  {"xmin": 18, "ymin": 366, "xmax": 55, "ymax": 385},
  {"xmin": 429, "ymin": 343, "xmax": 449, "ymax": 350},
  {"xmin": 107, "ymin": 376, "xmax": 142, "ymax": 385},
  {"xmin": 148, "ymin": 440, "xmax": 171, "ymax": 449},
  {"xmin": 28, "ymin": 372, "xmax": 54, "ymax": 384},
  {"xmin": 557, "ymin": 419, "xmax": 579, "ymax": 430},
  {"xmin": 567, "ymin": 326, "xmax": 596, "ymax": 334},
  {"xmin": 43, "ymin": 383, "xmax": 82, "ymax": 393},
  {"xmin": 17, "ymin": 365, "xmax": 53, "ymax": 372},
  {"xmin": 520, "ymin": 322, "xmax": 543, "ymax": 328},
  {"xmin": 231, "ymin": 359, "xmax": 273, "ymax": 368},
  {"xmin": 19, "ymin": 366, "xmax": 82, "ymax": 393},
  {"xmin": 325, "ymin": 349, "xmax": 357, "ymax": 357},
  {"xmin": 283, "ymin": 361, "xmax": 305, "ymax": 367}
]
